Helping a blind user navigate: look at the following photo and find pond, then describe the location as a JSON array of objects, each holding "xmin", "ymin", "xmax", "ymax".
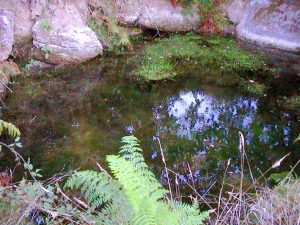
[{"xmin": 1, "ymin": 37, "xmax": 299, "ymax": 197}]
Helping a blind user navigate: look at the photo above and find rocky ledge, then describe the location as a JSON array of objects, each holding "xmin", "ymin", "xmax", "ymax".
[
  {"xmin": 1, "ymin": 0, "xmax": 299, "ymax": 66},
  {"xmin": 222, "ymin": 0, "xmax": 300, "ymax": 52}
]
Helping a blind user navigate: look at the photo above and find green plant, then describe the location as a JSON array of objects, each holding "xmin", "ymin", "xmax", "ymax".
[
  {"xmin": 0, "ymin": 135, "xmax": 207, "ymax": 224},
  {"xmin": 281, "ymin": 95, "xmax": 300, "ymax": 110},
  {"xmin": 65, "ymin": 136, "xmax": 208, "ymax": 225},
  {"xmin": 0, "ymin": 119, "xmax": 20, "ymax": 137},
  {"xmin": 39, "ymin": 20, "xmax": 52, "ymax": 31},
  {"xmin": 25, "ymin": 59, "xmax": 37, "ymax": 70},
  {"xmin": 88, "ymin": 1, "xmax": 130, "ymax": 52},
  {"xmin": 0, "ymin": 120, "xmax": 42, "ymax": 179},
  {"xmin": 135, "ymin": 33, "xmax": 269, "ymax": 87},
  {"xmin": 240, "ymin": 80, "xmax": 266, "ymax": 96},
  {"xmin": 41, "ymin": 45, "xmax": 52, "ymax": 60},
  {"xmin": 180, "ymin": 0, "xmax": 229, "ymax": 32}
]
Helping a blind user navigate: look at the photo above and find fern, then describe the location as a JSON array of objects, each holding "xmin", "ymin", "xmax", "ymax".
[
  {"xmin": 0, "ymin": 120, "xmax": 21, "ymax": 137},
  {"xmin": 171, "ymin": 201, "xmax": 209, "ymax": 225},
  {"xmin": 107, "ymin": 154, "xmax": 176, "ymax": 225},
  {"xmin": 65, "ymin": 170, "xmax": 133, "ymax": 224},
  {"xmin": 65, "ymin": 136, "xmax": 208, "ymax": 225}
]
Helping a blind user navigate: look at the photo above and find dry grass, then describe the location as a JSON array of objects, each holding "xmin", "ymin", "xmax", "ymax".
[
  {"xmin": 159, "ymin": 132, "xmax": 300, "ymax": 225},
  {"xmin": 247, "ymin": 178, "xmax": 300, "ymax": 224}
]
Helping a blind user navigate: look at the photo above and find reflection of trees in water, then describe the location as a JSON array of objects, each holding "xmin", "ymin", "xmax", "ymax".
[{"xmin": 154, "ymin": 90, "xmax": 299, "ymax": 190}]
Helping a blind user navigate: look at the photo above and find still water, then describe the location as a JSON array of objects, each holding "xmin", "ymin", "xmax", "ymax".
[{"xmin": 1, "ymin": 40, "xmax": 299, "ymax": 194}]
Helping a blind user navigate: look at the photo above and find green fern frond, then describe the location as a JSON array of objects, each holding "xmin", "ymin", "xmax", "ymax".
[
  {"xmin": 65, "ymin": 135, "xmax": 208, "ymax": 225},
  {"xmin": 171, "ymin": 201, "xmax": 208, "ymax": 225},
  {"xmin": 107, "ymin": 152, "xmax": 176, "ymax": 225},
  {"xmin": 65, "ymin": 170, "xmax": 133, "ymax": 224},
  {"xmin": 119, "ymin": 136, "xmax": 147, "ymax": 168},
  {"xmin": 65, "ymin": 170, "xmax": 121, "ymax": 209},
  {"xmin": 107, "ymin": 155, "xmax": 167, "ymax": 202},
  {"xmin": 118, "ymin": 136, "xmax": 162, "ymax": 189},
  {"xmin": 0, "ymin": 120, "xmax": 21, "ymax": 137}
]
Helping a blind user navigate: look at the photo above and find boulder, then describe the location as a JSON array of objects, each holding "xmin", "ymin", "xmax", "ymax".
[
  {"xmin": 0, "ymin": 0, "xmax": 33, "ymax": 44},
  {"xmin": 32, "ymin": 1, "xmax": 103, "ymax": 65},
  {"xmin": 0, "ymin": 61, "xmax": 20, "ymax": 96},
  {"xmin": 116, "ymin": 0, "xmax": 200, "ymax": 32},
  {"xmin": 0, "ymin": 9, "xmax": 13, "ymax": 61},
  {"xmin": 222, "ymin": 0, "xmax": 300, "ymax": 52}
]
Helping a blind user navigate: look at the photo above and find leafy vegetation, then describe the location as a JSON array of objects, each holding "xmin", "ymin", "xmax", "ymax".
[
  {"xmin": 66, "ymin": 136, "xmax": 208, "ymax": 225},
  {"xmin": 0, "ymin": 117, "xmax": 299, "ymax": 225},
  {"xmin": 0, "ymin": 133, "xmax": 208, "ymax": 224},
  {"xmin": 180, "ymin": 0, "xmax": 229, "ymax": 32},
  {"xmin": 39, "ymin": 20, "xmax": 52, "ymax": 31},
  {"xmin": 281, "ymin": 95, "xmax": 300, "ymax": 110},
  {"xmin": 88, "ymin": 0, "xmax": 130, "ymax": 52},
  {"xmin": 0, "ymin": 119, "xmax": 20, "ymax": 137}
]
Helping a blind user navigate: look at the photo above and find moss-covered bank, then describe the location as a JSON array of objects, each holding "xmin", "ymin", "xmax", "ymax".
[{"xmin": 134, "ymin": 33, "xmax": 273, "ymax": 96}]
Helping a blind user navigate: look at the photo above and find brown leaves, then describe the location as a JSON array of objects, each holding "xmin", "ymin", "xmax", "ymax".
[{"xmin": 0, "ymin": 172, "xmax": 11, "ymax": 187}]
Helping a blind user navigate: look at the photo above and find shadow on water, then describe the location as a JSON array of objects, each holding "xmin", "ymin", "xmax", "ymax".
[{"xmin": 0, "ymin": 40, "xmax": 299, "ymax": 196}]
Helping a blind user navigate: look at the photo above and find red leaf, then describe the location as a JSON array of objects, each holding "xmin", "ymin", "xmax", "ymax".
[{"xmin": 171, "ymin": 0, "xmax": 177, "ymax": 7}]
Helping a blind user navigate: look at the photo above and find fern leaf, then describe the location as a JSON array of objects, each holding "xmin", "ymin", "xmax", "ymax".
[
  {"xmin": 171, "ymin": 201, "xmax": 208, "ymax": 225},
  {"xmin": 107, "ymin": 155, "xmax": 177, "ymax": 225},
  {"xmin": 65, "ymin": 170, "xmax": 133, "ymax": 224},
  {"xmin": 65, "ymin": 136, "xmax": 208, "ymax": 225},
  {"xmin": 0, "ymin": 120, "xmax": 21, "ymax": 137}
]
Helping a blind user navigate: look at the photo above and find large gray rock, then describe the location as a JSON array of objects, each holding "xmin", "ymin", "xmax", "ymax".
[
  {"xmin": 0, "ymin": 9, "xmax": 13, "ymax": 61},
  {"xmin": 116, "ymin": 0, "xmax": 200, "ymax": 32},
  {"xmin": 0, "ymin": 0, "xmax": 33, "ymax": 44},
  {"xmin": 32, "ymin": 1, "xmax": 103, "ymax": 65},
  {"xmin": 222, "ymin": 0, "xmax": 300, "ymax": 52}
]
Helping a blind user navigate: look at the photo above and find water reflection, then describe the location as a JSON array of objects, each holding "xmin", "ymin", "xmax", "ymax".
[
  {"xmin": 154, "ymin": 88, "xmax": 299, "ymax": 192},
  {"xmin": 0, "ymin": 54, "xmax": 299, "ymax": 193},
  {"xmin": 165, "ymin": 91, "xmax": 257, "ymax": 138}
]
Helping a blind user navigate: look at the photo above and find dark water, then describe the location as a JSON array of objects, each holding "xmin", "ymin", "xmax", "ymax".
[{"xmin": 1, "ymin": 40, "xmax": 300, "ymax": 195}]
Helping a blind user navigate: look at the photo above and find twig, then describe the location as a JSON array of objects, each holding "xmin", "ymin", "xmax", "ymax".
[
  {"xmin": 238, "ymin": 131, "xmax": 245, "ymax": 224},
  {"xmin": 167, "ymin": 168, "xmax": 216, "ymax": 213},
  {"xmin": 96, "ymin": 162, "xmax": 112, "ymax": 179},
  {"xmin": 0, "ymin": 141, "xmax": 37, "ymax": 181},
  {"xmin": 217, "ymin": 158, "xmax": 230, "ymax": 218},
  {"xmin": 0, "ymin": 79, "xmax": 12, "ymax": 93},
  {"xmin": 157, "ymin": 136, "xmax": 173, "ymax": 201}
]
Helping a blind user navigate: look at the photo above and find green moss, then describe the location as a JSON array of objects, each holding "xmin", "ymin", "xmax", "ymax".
[
  {"xmin": 88, "ymin": 18, "xmax": 129, "ymax": 52},
  {"xmin": 135, "ymin": 60, "xmax": 176, "ymax": 80},
  {"xmin": 282, "ymin": 96, "xmax": 300, "ymax": 110},
  {"xmin": 135, "ymin": 33, "xmax": 268, "ymax": 84},
  {"xmin": 87, "ymin": 2, "xmax": 130, "ymax": 52},
  {"xmin": 240, "ymin": 79, "xmax": 266, "ymax": 96}
]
